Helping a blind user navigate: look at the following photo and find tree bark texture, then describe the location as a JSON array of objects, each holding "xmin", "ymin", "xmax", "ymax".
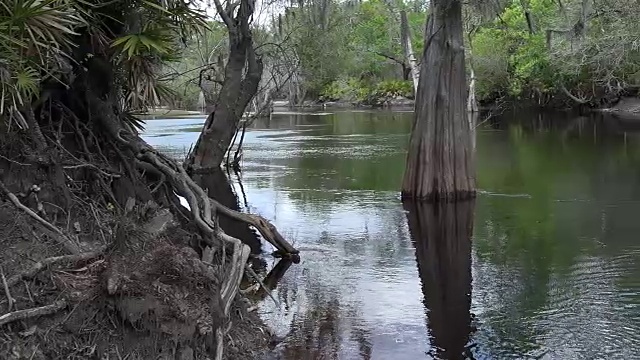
[
  {"xmin": 185, "ymin": 0, "xmax": 264, "ymax": 171},
  {"xmin": 401, "ymin": 0, "xmax": 476, "ymax": 201}
]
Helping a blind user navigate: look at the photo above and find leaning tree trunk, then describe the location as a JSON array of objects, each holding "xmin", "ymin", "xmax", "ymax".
[
  {"xmin": 185, "ymin": 0, "xmax": 263, "ymax": 171},
  {"xmin": 401, "ymin": 0, "xmax": 476, "ymax": 201}
]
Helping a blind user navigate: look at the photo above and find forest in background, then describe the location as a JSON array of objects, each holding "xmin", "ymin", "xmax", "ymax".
[
  {"xmin": 163, "ymin": 0, "xmax": 640, "ymax": 111},
  {"xmin": 1, "ymin": 0, "xmax": 640, "ymax": 358}
]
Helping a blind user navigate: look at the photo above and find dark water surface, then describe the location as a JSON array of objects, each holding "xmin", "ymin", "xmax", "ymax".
[{"xmin": 142, "ymin": 110, "xmax": 640, "ymax": 360}]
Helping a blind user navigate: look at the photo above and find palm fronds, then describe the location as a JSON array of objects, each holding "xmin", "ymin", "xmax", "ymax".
[
  {"xmin": 0, "ymin": 0, "xmax": 85, "ymax": 123},
  {"xmin": 0, "ymin": 0, "xmax": 207, "ymax": 123}
]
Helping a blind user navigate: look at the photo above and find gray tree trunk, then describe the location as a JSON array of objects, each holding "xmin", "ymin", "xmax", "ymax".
[
  {"xmin": 467, "ymin": 67, "xmax": 478, "ymax": 113},
  {"xmin": 401, "ymin": 0, "xmax": 476, "ymax": 201},
  {"xmin": 400, "ymin": 10, "xmax": 420, "ymax": 93},
  {"xmin": 185, "ymin": 0, "xmax": 263, "ymax": 171}
]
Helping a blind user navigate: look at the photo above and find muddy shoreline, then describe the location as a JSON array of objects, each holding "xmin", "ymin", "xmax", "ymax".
[{"xmin": 270, "ymin": 95, "xmax": 640, "ymax": 119}]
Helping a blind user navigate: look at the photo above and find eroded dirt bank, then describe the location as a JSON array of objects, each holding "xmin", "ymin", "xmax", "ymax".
[{"xmin": 0, "ymin": 159, "xmax": 273, "ymax": 359}]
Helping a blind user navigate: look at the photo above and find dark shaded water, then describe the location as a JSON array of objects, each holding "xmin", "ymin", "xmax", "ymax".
[{"xmin": 142, "ymin": 110, "xmax": 640, "ymax": 359}]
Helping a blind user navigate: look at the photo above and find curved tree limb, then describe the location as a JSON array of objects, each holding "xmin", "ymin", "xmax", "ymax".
[
  {"xmin": 208, "ymin": 197, "xmax": 298, "ymax": 257},
  {"xmin": 560, "ymin": 83, "xmax": 588, "ymax": 104}
]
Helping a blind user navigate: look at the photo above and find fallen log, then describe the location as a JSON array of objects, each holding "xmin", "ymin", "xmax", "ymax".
[
  {"xmin": 6, "ymin": 251, "xmax": 104, "ymax": 288},
  {"xmin": 0, "ymin": 300, "xmax": 68, "ymax": 327}
]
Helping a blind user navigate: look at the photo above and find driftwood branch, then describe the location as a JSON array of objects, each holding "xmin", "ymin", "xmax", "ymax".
[
  {"xmin": 245, "ymin": 265, "xmax": 279, "ymax": 307},
  {"xmin": 6, "ymin": 251, "xmax": 104, "ymax": 288},
  {"xmin": 1, "ymin": 267, "xmax": 15, "ymax": 312},
  {"xmin": 560, "ymin": 83, "xmax": 588, "ymax": 104},
  {"xmin": 209, "ymin": 197, "xmax": 298, "ymax": 257},
  {"xmin": 0, "ymin": 181, "xmax": 81, "ymax": 254},
  {"xmin": 0, "ymin": 300, "xmax": 67, "ymax": 327}
]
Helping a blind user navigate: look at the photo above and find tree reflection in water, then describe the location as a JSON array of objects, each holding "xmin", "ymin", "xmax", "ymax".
[{"xmin": 404, "ymin": 200, "xmax": 475, "ymax": 360}]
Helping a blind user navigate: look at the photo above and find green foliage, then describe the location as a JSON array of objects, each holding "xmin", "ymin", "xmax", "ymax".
[
  {"xmin": 471, "ymin": 0, "xmax": 558, "ymax": 100},
  {"xmin": 373, "ymin": 80, "xmax": 413, "ymax": 99},
  {"xmin": 319, "ymin": 78, "xmax": 413, "ymax": 103},
  {"xmin": 508, "ymin": 32, "xmax": 556, "ymax": 96},
  {"xmin": 273, "ymin": 0, "xmax": 427, "ymax": 99},
  {"xmin": 0, "ymin": 0, "xmax": 84, "ymax": 123},
  {"xmin": 0, "ymin": 0, "xmax": 207, "ymax": 124},
  {"xmin": 472, "ymin": 28, "xmax": 511, "ymax": 99},
  {"xmin": 471, "ymin": 0, "xmax": 640, "ymax": 103},
  {"xmin": 320, "ymin": 78, "xmax": 371, "ymax": 102},
  {"xmin": 159, "ymin": 21, "xmax": 227, "ymax": 110}
]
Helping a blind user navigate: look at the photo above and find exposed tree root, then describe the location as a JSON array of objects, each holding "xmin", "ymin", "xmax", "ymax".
[
  {"xmin": 0, "ymin": 84, "xmax": 292, "ymax": 358},
  {"xmin": 0, "ymin": 31, "xmax": 285, "ymax": 359},
  {"xmin": 0, "ymin": 300, "xmax": 67, "ymax": 327},
  {"xmin": 90, "ymin": 98, "xmax": 296, "ymax": 359}
]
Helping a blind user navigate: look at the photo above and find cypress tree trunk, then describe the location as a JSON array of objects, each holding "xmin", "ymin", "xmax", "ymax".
[{"xmin": 401, "ymin": 0, "xmax": 476, "ymax": 201}]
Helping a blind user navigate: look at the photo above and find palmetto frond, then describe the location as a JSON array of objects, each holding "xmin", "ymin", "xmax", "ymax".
[
  {"xmin": 112, "ymin": 27, "xmax": 173, "ymax": 58},
  {"xmin": 0, "ymin": 0, "xmax": 84, "ymax": 121},
  {"xmin": 14, "ymin": 67, "xmax": 40, "ymax": 100},
  {"xmin": 121, "ymin": 111, "xmax": 147, "ymax": 133},
  {"xmin": 0, "ymin": 0, "xmax": 83, "ymax": 55},
  {"xmin": 110, "ymin": 0, "xmax": 208, "ymax": 111},
  {"xmin": 0, "ymin": 0, "xmax": 208, "ymax": 124}
]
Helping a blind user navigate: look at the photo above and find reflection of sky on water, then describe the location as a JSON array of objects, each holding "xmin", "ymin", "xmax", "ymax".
[
  {"xmin": 239, "ymin": 185, "xmax": 429, "ymax": 358},
  {"xmin": 142, "ymin": 112, "xmax": 433, "ymax": 359},
  {"xmin": 142, "ymin": 110, "xmax": 640, "ymax": 360}
]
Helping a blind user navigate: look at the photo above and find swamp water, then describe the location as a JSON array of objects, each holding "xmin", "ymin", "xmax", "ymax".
[{"xmin": 142, "ymin": 110, "xmax": 640, "ymax": 359}]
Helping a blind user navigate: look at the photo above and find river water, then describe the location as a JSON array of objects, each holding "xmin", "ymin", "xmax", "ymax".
[{"xmin": 142, "ymin": 110, "xmax": 640, "ymax": 360}]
